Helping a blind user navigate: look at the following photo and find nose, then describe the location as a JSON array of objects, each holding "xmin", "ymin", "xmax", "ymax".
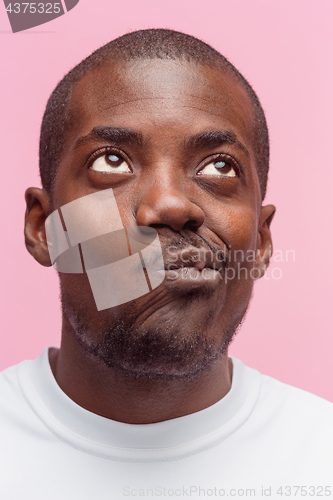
[{"xmin": 135, "ymin": 174, "xmax": 205, "ymax": 233}]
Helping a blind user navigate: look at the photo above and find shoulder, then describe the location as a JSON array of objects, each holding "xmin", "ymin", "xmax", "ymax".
[
  {"xmin": 0, "ymin": 361, "xmax": 26, "ymax": 402},
  {"xmin": 0, "ymin": 359, "xmax": 34, "ymax": 422},
  {"xmin": 259, "ymin": 369, "xmax": 333, "ymax": 417},
  {"xmin": 0, "ymin": 352, "xmax": 51, "ymax": 434},
  {"xmin": 233, "ymin": 357, "xmax": 333, "ymax": 417},
  {"xmin": 246, "ymin": 363, "xmax": 333, "ymax": 448},
  {"xmin": 232, "ymin": 357, "xmax": 333, "ymax": 445},
  {"xmin": 229, "ymin": 359, "xmax": 333, "ymax": 482}
]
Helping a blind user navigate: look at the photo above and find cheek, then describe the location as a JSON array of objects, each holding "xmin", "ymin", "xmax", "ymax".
[
  {"xmin": 210, "ymin": 206, "xmax": 259, "ymax": 254},
  {"xmin": 60, "ymin": 274, "xmax": 95, "ymax": 312},
  {"xmin": 209, "ymin": 205, "xmax": 260, "ymax": 306},
  {"xmin": 59, "ymin": 274, "xmax": 120, "ymax": 331}
]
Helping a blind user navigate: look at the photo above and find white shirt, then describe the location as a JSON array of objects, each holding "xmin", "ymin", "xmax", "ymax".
[{"xmin": 0, "ymin": 348, "xmax": 332, "ymax": 499}]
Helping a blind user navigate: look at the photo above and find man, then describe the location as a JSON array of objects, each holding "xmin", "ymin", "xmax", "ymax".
[{"xmin": 1, "ymin": 29, "xmax": 332, "ymax": 499}]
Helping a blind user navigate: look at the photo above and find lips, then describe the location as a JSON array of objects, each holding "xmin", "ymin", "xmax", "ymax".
[{"xmin": 163, "ymin": 246, "xmax": 226, "ymax": 275}]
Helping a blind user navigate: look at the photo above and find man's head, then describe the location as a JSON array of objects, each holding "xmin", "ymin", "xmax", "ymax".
[
  {"xmin": 39, "ymin": 29, "xmax": 270, "ymax": 201},
  {"xmin": 25, "ymin": 29, "xmax": 275, "ymax": 381}
]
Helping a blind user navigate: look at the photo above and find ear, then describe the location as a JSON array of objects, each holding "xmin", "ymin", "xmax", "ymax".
[
  {"xmin": 24, "ymin": 187, "xmax": 52, "ymax": 267},
  {"xmin": 256, "ymin": 204, "xmax": 276, "ymax": 278}
]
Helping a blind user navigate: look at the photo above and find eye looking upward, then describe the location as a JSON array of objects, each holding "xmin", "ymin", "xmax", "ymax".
[
  {"xmin": 90, "ymin": 153, "xmax": 131, "ymax": 173},
  {"xmin": 88, "ymin": 151, "xmax": 238, "ymax": 178},
  {"xmin": 198, "ymin": 156, "xmax": 237, "ymax": 178}
]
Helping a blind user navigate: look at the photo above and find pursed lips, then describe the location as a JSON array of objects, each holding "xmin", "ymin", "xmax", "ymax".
[{"xmin": 163, "ymin": 247, "xmax": 227, "ymax": 275}]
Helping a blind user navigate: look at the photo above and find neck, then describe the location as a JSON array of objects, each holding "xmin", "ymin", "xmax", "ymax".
[{"xmin": 49, "ymin": 324, "xmax": 233, "ymax": 425}]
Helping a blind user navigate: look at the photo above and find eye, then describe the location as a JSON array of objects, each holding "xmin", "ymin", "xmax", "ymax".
[
  {"xmin": 89, "ymin": 153, "xmax": 131, "ymax": 173},
  {"xmin": 198, "ymin": 156, "xmax": 237, "ymax": 178}
]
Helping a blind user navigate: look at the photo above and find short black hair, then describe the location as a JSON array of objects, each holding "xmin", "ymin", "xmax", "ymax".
[{"xmin": 39, "ymin": 29, "xmax": 269, "ymax": 199}]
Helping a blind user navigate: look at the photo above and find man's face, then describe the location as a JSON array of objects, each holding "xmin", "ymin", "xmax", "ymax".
[{"xmin": 49, "ymin": 58, "xmax": 272, "ymax": 379}]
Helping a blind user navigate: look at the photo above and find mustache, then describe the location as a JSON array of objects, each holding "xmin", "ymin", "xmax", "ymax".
[{"xmin": 159, "ymin": 231, "xmax": 228, "ymax": 271}]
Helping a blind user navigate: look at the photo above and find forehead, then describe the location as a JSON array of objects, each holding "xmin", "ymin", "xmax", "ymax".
[{"xmin": 68, "ymin": 59, "xmax": 256, "ymax": 151}]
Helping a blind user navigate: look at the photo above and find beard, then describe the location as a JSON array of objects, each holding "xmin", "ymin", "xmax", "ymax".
[
  {"xmin": 61, "ymin": 285, "xmax": 248, "ymax": 381},
  {"xmin": 60, "ymin": 228, "xmax": 250, "ymax": 381}
]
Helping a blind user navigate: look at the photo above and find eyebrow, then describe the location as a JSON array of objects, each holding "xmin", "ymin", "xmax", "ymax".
[
  {"xmin": 74, "ymin": 126, "xmax": 249, "ymax": 157},
  {"xmin": 74, "ymin": 126, "xmax": 143, "ymax": 150},
  {"xmin": 185, "ymin": 130, "xmax": 249, "ymax": 157}
]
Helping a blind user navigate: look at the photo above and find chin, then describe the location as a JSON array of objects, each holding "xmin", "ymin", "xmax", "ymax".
[
  {"xmin": 66, "ymin": 307, "xmax": 244, "ymax": 382},
  {"xmin": 61, "ymin": 276, "xmax": 250, "ymax": 380}
]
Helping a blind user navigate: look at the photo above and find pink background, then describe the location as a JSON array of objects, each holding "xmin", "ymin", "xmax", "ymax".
[{"xmin": 1, "ymin": 1, "xmax": 332, "ymax": 400}]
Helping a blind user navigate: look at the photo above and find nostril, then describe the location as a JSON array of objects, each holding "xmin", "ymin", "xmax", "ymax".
[{"xmin": 183, "ymin": 219, "xmax": 202, "ymax": 231}]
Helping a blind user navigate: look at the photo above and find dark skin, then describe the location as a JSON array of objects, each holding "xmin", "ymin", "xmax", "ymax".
[{"xmin": 25, "ymin": 59, "xmax": 275, "ymax": 424}]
